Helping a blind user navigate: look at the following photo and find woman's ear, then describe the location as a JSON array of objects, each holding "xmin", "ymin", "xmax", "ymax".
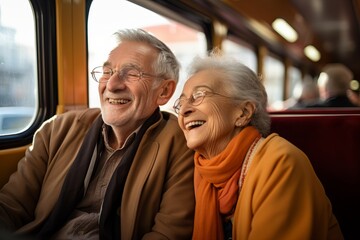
[
  {"xmin": 235, "ymin": 101, "xmax": 256, "ymax": 127},
  {"xmin": 157, "ymin": 79, "xmax": 176, "ymax": 105}
]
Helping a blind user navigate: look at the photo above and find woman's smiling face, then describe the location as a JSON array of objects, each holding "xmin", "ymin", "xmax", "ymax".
[{"xmin": 177, "ymin": 69, "xmax": 244, "ymax": 158}]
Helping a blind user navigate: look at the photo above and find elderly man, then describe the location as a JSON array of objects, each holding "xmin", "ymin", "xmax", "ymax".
[{"xmin": 0, "ymin": 29, "xmax": 195, "ymax": 240}]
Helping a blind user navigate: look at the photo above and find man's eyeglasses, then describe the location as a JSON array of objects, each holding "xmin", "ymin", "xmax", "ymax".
[
  {"xmin": 91, "ymin": 66, "xmax": 159, "ymax": 83},
  {"xmin": 173, "ymin": 90, "xmax": 238, "ymax": 114}
]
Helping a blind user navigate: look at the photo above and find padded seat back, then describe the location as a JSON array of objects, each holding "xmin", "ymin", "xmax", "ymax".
[{"xmin": 270, "ymin": 109, "xmax": 360, "ymax": 240}]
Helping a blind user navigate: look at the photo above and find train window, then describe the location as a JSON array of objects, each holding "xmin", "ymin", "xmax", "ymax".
[
  {"xmin": 0, "ymin": 0, "xmax": 37, "ymax": 136},
  {"xmin": 287, "ymin": 66, "xmax": 302, "ymax": 100},
  {"xmin": 277, "ymin": 65, "xmax": 303, "ymax": 110},
  {"xmin": 263, "ymin": 54, "xmax": 285, "ymax": 110},
  {"xmin": 87, "ymin": 0, "xmax": 207, "ymax": 112},
  {"xmin": 273, "ymin": 65, "xmax": 304, "ymax": 110},
  {"xmin": 222, "ymin": 38, "xmax": 257, "ymax": 72}
]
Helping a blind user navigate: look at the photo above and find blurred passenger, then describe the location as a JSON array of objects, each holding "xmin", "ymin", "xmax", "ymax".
[
  {"xmin": 173, "ymin": 53, "xmax": 344, "ymax": 240},
  {"xmin": 289, "ymin": 76, "xmax": 320, "ymax": 109},
  {"xmin": 307, "ymin": 63, "xmax": 357, "ymax": 107},
  {"xmin": 0, "ymin": 29, "xmax": 195, "ymax": 239},
  {"xmin": 347, "ymin": 80, "xmax": 360, "ymax": 106}
]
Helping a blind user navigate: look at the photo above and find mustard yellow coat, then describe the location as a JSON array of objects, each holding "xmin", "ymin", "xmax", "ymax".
[{"xmin": 233, "ymin": 134, "xmax": 343, "ymax": 240}]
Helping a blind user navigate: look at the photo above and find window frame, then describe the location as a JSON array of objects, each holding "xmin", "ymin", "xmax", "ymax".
[{"xmin": 0, "ymin": 0, "xmax": 57, "ymax": 149}]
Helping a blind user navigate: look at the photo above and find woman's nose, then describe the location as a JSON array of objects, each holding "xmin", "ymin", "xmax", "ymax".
[{"xmin": 179, "ymin": 101, "xmax": 194, "ymax": 116}]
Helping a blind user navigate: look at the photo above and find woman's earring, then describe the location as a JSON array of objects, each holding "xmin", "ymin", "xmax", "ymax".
[{"xmin": 236, "ymin": 121, "xmax": 243, "ymax": 127}]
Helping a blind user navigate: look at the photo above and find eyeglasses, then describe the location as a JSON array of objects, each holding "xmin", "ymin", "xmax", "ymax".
[
  {"xmin": 173, "ymin": 90, "xmax": 238, "ymax": 114},
  {"xmin": 91, "ymin": 66, "xmax": 159, "ymax": 83}
]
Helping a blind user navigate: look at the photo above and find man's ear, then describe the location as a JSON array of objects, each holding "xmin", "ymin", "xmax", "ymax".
[{"xmin": 157, "ymin": 79, "xmax": 176, "ymax": 105}]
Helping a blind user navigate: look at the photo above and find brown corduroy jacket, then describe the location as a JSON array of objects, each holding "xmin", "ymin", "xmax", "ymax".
[{"xmin": 0, "ymin": 108, "xmax": 195, "ymax": 239}]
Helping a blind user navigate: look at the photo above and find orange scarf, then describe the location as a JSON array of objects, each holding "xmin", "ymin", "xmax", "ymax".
[{"xmin": 192, "ymin": 126, "xmax": 260, "ymax": 240}]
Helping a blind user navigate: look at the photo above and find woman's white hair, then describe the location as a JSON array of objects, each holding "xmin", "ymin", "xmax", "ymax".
[{"xmin": 187, "ymin": 51, "xmax": 271, "ymax": 136}]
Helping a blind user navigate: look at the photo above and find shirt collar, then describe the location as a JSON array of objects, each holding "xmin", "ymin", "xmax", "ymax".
[{"xmin": 102, "ymin": 124, "xmax": 141, "ymax": 151}]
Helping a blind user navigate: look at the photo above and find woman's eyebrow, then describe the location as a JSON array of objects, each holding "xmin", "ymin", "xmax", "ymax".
[
  {"xmin": 180, "ymin": 85, "xmax": 213, "ymax": 96},
  {"xmin": 178, "ymin": 93, "xmax": 186, "ymax": 98},
  {"xmin": 193, "ymin": 85, "xmax": 213, "ymax": 92}
]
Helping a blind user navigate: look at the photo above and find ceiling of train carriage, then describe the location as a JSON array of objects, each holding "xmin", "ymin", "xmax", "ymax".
[
  {"xmin": 185, "ymin": 0, "xmax": 360, "ymax": 80},
  {"xmin": 290, "ymin": 0, "xmax": 360, "ymax": 78}
]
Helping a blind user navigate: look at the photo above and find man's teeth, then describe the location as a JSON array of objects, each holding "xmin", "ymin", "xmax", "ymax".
[
  {"xmin": 186, "ymin": 121, "xmax": 205, "ymax": 129},
  {"xmin": 108, "ymin": 98, "xmax": 129, "ymax": 104}
]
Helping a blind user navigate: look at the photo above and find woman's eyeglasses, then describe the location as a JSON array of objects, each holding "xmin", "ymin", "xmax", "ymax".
[{"xmin": 173, "ymin": 90, "xmax": 238, "ymax": 114}]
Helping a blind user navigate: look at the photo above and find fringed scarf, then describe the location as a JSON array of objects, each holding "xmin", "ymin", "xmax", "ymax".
[{"xmin": 192, "ymin": 126, "xmax": 260, "ymax": 240}]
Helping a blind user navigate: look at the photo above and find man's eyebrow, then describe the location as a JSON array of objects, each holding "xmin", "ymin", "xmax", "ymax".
[
  {"xmin": 103, "ymin": 61, "xmax": 111, "ymax": 67},
  {"xmin": 102, "ymin": 62, "xmax": 141, "ymax": 70},
  {"xmin": 122, "ymin": 63, "xmax": 141, "ymax": 69}
]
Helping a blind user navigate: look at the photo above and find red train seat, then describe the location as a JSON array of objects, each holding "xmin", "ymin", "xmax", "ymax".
[{"xmin": 270, "ymin": 108, "xmax": 360, "ymax": 240}]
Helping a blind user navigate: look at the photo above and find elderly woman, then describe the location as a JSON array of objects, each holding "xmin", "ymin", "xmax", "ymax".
[{"xmin": 173, "ymin": 53, "xmax": 343, "ymax": 240}]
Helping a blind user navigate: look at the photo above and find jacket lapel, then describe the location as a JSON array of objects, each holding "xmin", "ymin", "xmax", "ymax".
[{"xmin": 37, "ymin": 115, "xmax": 104, "ymax": 239}]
